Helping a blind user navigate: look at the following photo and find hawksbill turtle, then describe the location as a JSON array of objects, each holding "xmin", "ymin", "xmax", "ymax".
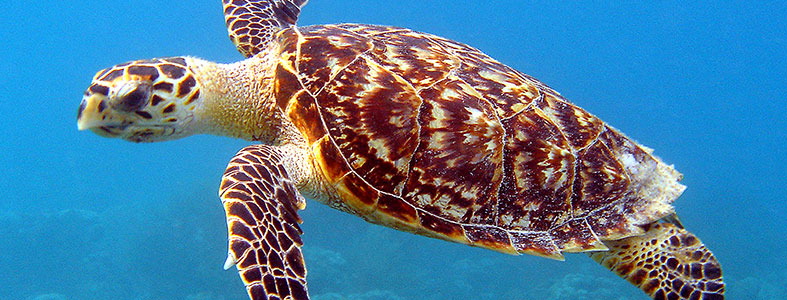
[{"xmin": 76, "ymin": 1, "xmax": 724, "ymax": 299}]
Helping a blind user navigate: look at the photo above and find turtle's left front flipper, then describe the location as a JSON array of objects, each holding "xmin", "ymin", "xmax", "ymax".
[
  {"xmin": 589, "ymin": 218, "xmax": 724, "ymax": 300},
  {"xmin": 220, "ymin": 145, "xmax": 309, "ymax": 300},
  {"xmin": 223, "ymin": 0, "xmax": 309, "ymax": 57}
]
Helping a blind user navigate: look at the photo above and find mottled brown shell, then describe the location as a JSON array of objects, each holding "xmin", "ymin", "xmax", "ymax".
[{"xmin": 273, "ymin": 24, "xmax": 683, "ymax": 258}]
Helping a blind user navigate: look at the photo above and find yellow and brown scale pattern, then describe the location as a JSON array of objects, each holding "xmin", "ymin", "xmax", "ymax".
[
  {"xmin": 590, "ymin": 222, "xmax": 724, "ymax": 300},
  {"xmin": 223, "ymin": 0, "xmax": 309, "ymax": 58},
  {"xmin": 220, "ymin": 145, "xmax": 308, "ymax": 300},
  {"xmin": 80, "ymin": 57, "xmax": 200, "ymax": 141},
  {"xmin": 274, "ymin": 24, "xmax": 672, "ymax": 257}
]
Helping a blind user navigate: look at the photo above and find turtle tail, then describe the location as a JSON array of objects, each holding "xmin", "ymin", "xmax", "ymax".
[{"xmin": 588, "ymin": 214, "xmax": 725, "ymax": 300}]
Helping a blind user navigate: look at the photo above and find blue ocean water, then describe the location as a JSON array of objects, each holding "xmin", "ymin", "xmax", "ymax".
[{"xmin": 1, "ymin": 1, "xmax": 784, "ymax": 299}]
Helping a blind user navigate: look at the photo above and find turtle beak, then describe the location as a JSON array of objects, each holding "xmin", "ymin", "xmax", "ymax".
[
  {"xmin": 77, "ymin": 93, "xmax": 129, "ymax": 139},
  {"xmin": 77, "ymin": 93, "xmax": 106, "ymax": 130}
]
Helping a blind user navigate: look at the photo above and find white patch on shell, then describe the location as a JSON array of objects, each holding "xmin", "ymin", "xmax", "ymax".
[{"xmin": 619, "ymin": 152, "xmax": 639, "ymax": 175}]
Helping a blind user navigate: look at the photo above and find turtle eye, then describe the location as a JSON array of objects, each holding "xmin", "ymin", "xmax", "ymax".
[{"xmin": 114, "ymin": 81, "xmax": 151, "ymax": 111}]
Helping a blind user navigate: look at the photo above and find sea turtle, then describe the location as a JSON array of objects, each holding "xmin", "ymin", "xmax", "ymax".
[{"xmin": 76, "ymin": 1, "xmax": 724, "ymax": 299}]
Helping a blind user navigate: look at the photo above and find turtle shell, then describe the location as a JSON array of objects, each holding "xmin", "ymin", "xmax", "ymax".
[{"xmin": 273, "ymin": 24, "xmax": 683, "ymax": 258}]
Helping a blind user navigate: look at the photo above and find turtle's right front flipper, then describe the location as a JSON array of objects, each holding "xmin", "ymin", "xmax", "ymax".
[
  {"xmin": 220, "ymin": 145, "xmax": 309, "ymax": 300},
  {"xmin": 589, "ymin": 220, "xmax": 724, "ymax": 300}
]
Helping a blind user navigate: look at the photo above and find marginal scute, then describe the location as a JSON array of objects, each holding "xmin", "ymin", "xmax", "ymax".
[
  {"xmin": 336, "ymin": 25, "xmax": 410, "ymax": 36},
  {"xmin": 586, "ymin": 206, "xmax": 641, "ymax": 241},
  {"xmin": 274, "ymin": 63, "xmax": 303, "ymax": 111},
  {"xmin": 334, "ymin": 172, "xmax": 380, "ymax": 215},
  {"xmin": 312, "ymin": 136, "xmax": 351, "ymax": 184},
  {"xmin": 416, "ymin": 209, "xmax": 469, "ymax": 243},
  {"xmin": 276, "ymin": 27, "xmax": 302, "ymax": 73},
  {"xmin": 372, "ymin": 192, "xmax": 419, "ymax": 226},
  {"xmin": 548, "ymin": 219, "xmax": 608, "ymax": 252},
  {"xmin": 509, "ymin": 231, "xmax": 563, "ymax": 260},
  {"xmin": 463, "ymin": 225, "xmax": 517, "ymax": 254},
  {"xmin": 286, "ymin": 90, "xmax": 327, "ymax": 145}
]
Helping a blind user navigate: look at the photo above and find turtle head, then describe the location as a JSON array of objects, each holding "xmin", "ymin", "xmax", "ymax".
[{"xmin": 77, "ymin": 57, "xmax": 204, "ymax": 142}]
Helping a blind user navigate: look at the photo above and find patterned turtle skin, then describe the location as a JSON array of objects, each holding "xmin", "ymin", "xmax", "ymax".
[{"xmin": 76, "ymin": 1, "xmax": 724, "ymax": 300}]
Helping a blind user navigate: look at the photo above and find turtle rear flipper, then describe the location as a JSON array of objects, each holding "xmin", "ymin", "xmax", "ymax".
[
  {"xmin": 589, "ymin": 220, "xmax": 724, "ymax": 300},
  {"xmin": 220, "ymin": 145, "xmax": 309, "ymax": 300}
]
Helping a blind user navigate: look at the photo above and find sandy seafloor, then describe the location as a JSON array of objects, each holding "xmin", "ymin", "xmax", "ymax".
[{"xmin": 1, "ymin": 1, "xmax": 785, "ymax": 299}]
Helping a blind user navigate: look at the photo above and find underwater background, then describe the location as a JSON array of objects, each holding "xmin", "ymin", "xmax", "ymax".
[{"xmin": 1, "ymin": 1, "xmax": 785, "ymax": 299}]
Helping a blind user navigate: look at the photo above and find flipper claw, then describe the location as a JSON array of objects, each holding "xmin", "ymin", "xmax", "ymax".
[{"xmin": 223, "ymin": 251, "xmax": 238, "ymax": 270}]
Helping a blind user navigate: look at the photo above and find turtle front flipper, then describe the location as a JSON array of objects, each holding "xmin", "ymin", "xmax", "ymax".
[
  {"xmin": 589, "ymin": 219, "xmax": 724, "ymax": 300},
  {"xmin": 223, "ymin": 0, "xmax": 309, "ymax": 57},
  {"xmin": 220, "ymin": 145, "xmax": 309, "ymax": 300}
]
